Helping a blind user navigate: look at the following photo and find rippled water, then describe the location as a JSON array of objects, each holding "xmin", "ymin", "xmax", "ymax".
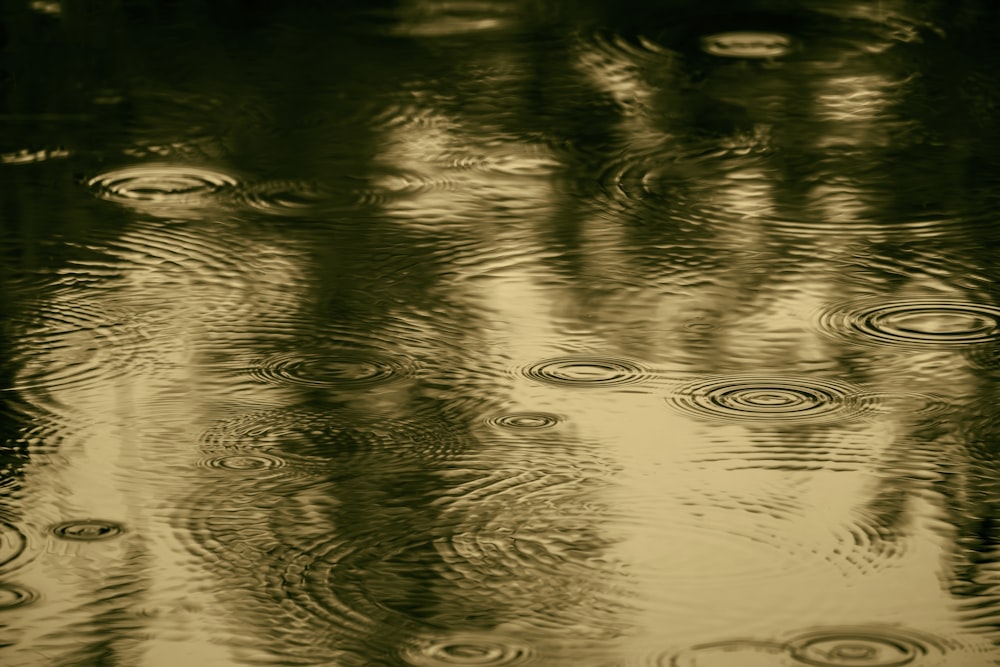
[{"xmin": 3, "ymin": 0, "xmax": 1000, "ymax": 664}]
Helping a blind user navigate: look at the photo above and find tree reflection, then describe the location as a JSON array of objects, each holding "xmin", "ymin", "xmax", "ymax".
[{"xmin": 3, "ymin": 0, "xmax": 1000, "ymax": 663}]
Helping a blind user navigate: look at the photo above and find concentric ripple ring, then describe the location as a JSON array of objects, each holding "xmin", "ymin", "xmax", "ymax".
[
  {"xmin": 666, "ymin": 376, "xmax": 865, "ymax": 422},
  {"xmin": 788, "ymin": 628, "xmax": 933, "ymax": 667},
  {"xmin": 0, "ymin": 522, "xmax": 28, "ymax": 570},
  {"xmin": 400, "ymin": 634, "xmax": 534, "ymax": 666},
  {"xmin": 485, "ymin": 413, "xmax": 561, "ymax": 429},
  {"xmin": 249, "ymin": 351, "xmax": 411, "ymax": 388},
  {"xmin": 87, "ymin": 164, "xmax": 238, "ymax": 207},
  {"xmin": 199, "ymin": 454, "xmax": 286, "ymax": 472},
  {"xmin": 50, "ymin": 520, "xmax": 125, "ymax": 541},
  {"xmin": 0, "ymin": 583, "xmax": 38, "ymax": 609},
  {"xmin": 522, "ymin": 356, "xmax": 650, "ymax": 387},
  {"xmin": 817, "ymin": 299, "xmax": 1000, "ymax": 348}
]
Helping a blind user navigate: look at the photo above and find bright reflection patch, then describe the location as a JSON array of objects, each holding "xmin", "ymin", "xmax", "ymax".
[
  {"xmin": 87, "ymin": 164, "xmax": 238, "ymax": 212},
  {"xmin": 400, "ymin": 633, "xmax": 534, "ymax": 666},
  {"xmin": 700, "ymin": 31, "xmax": 793, "ymax": 58}
]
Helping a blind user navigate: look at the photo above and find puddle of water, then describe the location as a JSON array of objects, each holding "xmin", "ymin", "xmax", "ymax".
[{"xmin": 2, "ymin": 0, "xmax": 1000, "ymax": 665}]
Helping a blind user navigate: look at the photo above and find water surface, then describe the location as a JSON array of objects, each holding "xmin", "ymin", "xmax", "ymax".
[{"xmin": 3, "ymin": 0, "xmax": 1000, "ymax": 665}]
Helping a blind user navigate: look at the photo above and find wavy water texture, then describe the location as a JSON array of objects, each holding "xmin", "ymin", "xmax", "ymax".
[
  {"xmin": 5, "ymin": 0, "xmax": 1000, "ymax": 663},
  {"xmin": 198, "ymin": 409, "xmax": 468, "ymax": 468},
  {"xmin": 239, "ymin": 179, "xmax": 350, "ymax": 216},
  {"xmin": 8, "ymin": 298, "xmax": 158, "ymax": 398}
]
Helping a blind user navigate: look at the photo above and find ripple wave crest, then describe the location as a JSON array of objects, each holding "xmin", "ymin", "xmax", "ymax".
[
  {"xmin": 816, "ymin": 299, "xmax": 1000, "ymax": 348},
  {"xmin": 0, "ymin": 522, "xmax": 28, "ymax": 570},
  {"xmin": 88, "ymin": 163, "xmax": 238, "ymax": 213},
  {"xmin": 400, "ymin": 634, "xmax": 534, "ymax": 666},
  {"xmin": 521, "ymin": 356, "xmax": 651, "ymax": 388},
  {"xmin": 50, "ymin": 520, "xmax": 125, "ymax": 541},
  {"xmin": 248, "ymin": 350, "xmax": 413, "ymax": 389},
  {"xmin": 0, "ymin": 582, "xmax": 38, "ymax": 609},
  {"xmin": 665, "ymin": 375, "xmax": 866, "ymax": 423}
]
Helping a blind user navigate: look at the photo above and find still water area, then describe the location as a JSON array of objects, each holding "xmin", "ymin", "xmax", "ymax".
[{"xmin": 3, "ymin": 0, "xmax": 1000, "ymax": 664}]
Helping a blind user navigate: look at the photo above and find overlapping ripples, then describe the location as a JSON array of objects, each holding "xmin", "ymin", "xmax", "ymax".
[
  {"xmin": 364, "ymin": 161, "xmax": 562, "ymax": 222},
  {"xmin": 435, "ymin": 514, "xmax": 604, "ymax": 582},
  {"xmin": 665, "ymin": 375, "xmax": 867, "ymax": 423},
  {"xmin": 199, "ymin": 408, "xmax": 468, "ymax": 468},
  {"xmin": 274, "ymin": 538, "xmax": 402, "ymax": 638},
  {"xmin": 1, "ymin": 409, "xmax": 78, "ymax": 461},
  {"xmin": 176, "ymin": 493, "xmax": 375, "ymax": 645},
  {"xmin": 850, "ymin": 392, "xmax": 949, "ymax": 418},
  {"xmin": 817, "ymin": 299, "xmax": 1000, "ymax": 348},
  {"xmin": 87, "ymin": 162, "xmax": 361, "ymax": 221},
  {"xmin": 574, "ymin": 27, "xmax": 677, "ymax": 106},
  {"xmin": 830, "ymin": 513, "xmax": 905, "ymax": 572},
  {"xmin": 621, "ymin": 512, "xmax": 819, "ymax": 588},
  {"xmin": 416, "ymin": 460, "xmax": 626, "ymax": 635},
  {"xmin": 593, "ymin": 147, "xmax": 1000, "ymax": 242},
  {"xmin": 178, "ymin": 456, "xmax": 406, "ymax": 640},
  {"xmin": 239, "ymin": 179, "xmax": 349, "ymax": 216},
  {"xmin": 964, "ymin": 344, "xmax": 1000, "ymax": 372},
  {"xmin": 593, "ymin": 149, "xmax": 769, "ymax": 227},
  {"xmin": 10, "ymin": 299, "xmax": 157, "ymax": 397},
  {"xmin": 64, "ymin": 217, "xmax": 304, "ymax": 320},
  {"xmin": 221, "ymin": 311, "xmax": 434, "ymax": 384},
  {"xmin": 15, "ymin": 9, "xmax": 991, "ymax": 662}
]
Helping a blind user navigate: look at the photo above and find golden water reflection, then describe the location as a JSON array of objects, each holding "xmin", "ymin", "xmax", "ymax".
[{"xmin": 2, "ymin": 0, "xmax": 1000, "ymax": 665}]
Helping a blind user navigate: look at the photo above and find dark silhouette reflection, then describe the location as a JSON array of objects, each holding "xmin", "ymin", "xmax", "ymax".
[
  {"xmin": 556, "ymin": 0, "xmax": 1000, "ymax": 653},
  {"xmin": 3, "ymin": 0, "xmax": 1000, "ymax": 663},
  {"xmin": 3, "ymin": 4, "xmax": 627, "ymax": 664},
  {"xmin": 937, "ymin": 377, "xmax": 1000, "ymax": 643}
]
